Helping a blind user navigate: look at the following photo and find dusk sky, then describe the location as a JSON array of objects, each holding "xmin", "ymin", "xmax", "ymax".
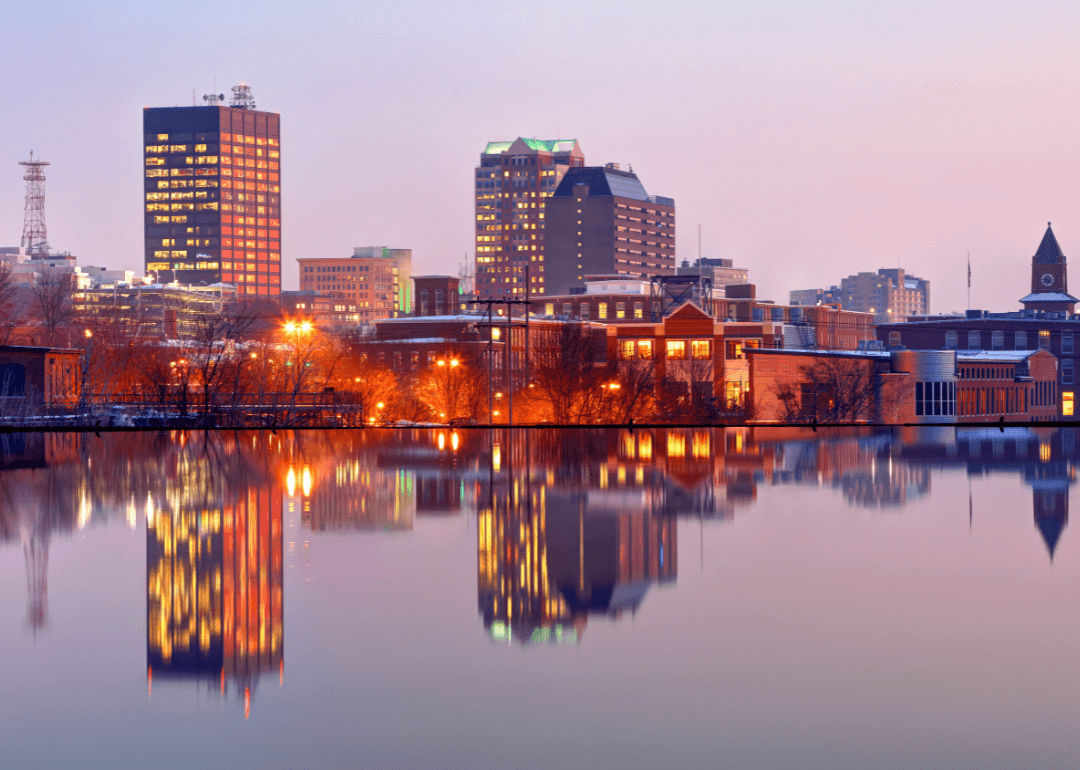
[{"xmin": 3, "ymin": 0, "xmax": 1080, "ymax": 311}]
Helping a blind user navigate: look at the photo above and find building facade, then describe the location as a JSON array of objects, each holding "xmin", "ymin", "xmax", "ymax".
[
  {"xmin": 143, "ymin": 90, "xmax": 281, "ymax": 296},
  {"xmin": 543, "ymin": 164, "xmax": 675, "ymax": 296},
  {"xmin": 413, "ymin": 275, "xmax": 464, "ymax": 317},
  {"xmin": 608, "ymin": 302, "xmax": 784, "ymax": 408},
  {"xmin": 747, "ymin": 347, "xmax": 1059, "ymax": 423},
  {"xmin": 675, "ymin": 258, "xmax": 749, "ymax": 297},
  {"xmin": 791, "ymin": 268, "xmax": 930, "ymax": 323},
  {"xmin": 475, "ymin": 138, "xmax": 585, "ymax": 300},
  {"xmin": 297, "ymin": 247, "xmax": 412, "ymax": 324},
  {"xmin": 74, "ymin": 282, "xmax": 237, "ymax": 340},
  {"xmin": 879, "ymin": 224, "xmax": 1080, "ymax": 417},
  {"xmin": 534, "ymin": 278, "xmax": 875, "ymax": 350}
]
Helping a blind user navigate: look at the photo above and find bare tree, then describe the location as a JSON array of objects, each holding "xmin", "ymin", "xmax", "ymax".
[
  {"xmin": 0, "ymin": 263, "xmax": 21, "ymax": 345},
  {"xmin": 30, "ymin": 268, "xmax": 73, "ymax": 346},
  {"xmin": 602, "ymin": 358, "xmax": 657, "ymax": 424},
  {"xmin": 774, "ymin": 356, "xmax": 882, "ymax": 424},
  {"xmin": 529, "ymin": 323, "xmax": 607, "ymax": 423},
  {"xmin": 189, "ymin": 299, "xmax": 261, "ymax": 421}
]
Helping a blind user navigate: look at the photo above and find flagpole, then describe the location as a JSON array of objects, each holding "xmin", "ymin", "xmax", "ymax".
[{"xmin": 967, "ymin": 251, "xmax": 972, "ymax": 311}]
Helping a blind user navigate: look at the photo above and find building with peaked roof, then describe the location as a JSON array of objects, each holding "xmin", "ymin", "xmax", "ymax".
[
  {"xmin": 879, "ymin": 224, "xmax": 1080, "ymax": 417},
  {"xmin": 1020, "ymin": 222, "xmax": 1077, "ymax": 314},
  {"xmin": 543, "ymin": 163, "xmax": 675, "ymax": 296},
  {"xmin": 474, "ymin": 137, "xmax": 585, "ymax": 300},
  {"xmin": 607, "ymin": 301, "xmax": 784, "ymax": 409}
]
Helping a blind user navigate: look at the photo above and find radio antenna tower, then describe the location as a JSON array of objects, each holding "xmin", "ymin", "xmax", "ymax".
[{"xmin": 19, "ymin": 151, "xmax": 50, "ymax": 258}]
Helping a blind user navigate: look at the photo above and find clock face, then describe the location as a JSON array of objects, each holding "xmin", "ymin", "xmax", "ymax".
[{"xmin": 1041, "ymin": 273, "xmax": 1055, "ymax": 287}]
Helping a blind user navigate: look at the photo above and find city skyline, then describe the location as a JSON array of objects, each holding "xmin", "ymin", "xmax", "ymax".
[{"xmin": 5, "ymin": 2, "xmax": 1080, "ymax": 313}]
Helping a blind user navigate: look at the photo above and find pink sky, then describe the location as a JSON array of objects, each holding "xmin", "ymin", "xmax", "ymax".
[{"xmin": 2, "ymin": 0, "xmax": 1079, "ymax": 312}]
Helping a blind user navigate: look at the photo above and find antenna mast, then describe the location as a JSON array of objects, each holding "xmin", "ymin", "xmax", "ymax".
[
  {"xmin": 19, "ymin": 151, "xmax": 50, "ymax": 258},
  {"xmin": 230, "ymin": 83, "xmax": 256, "ymax": 110}
]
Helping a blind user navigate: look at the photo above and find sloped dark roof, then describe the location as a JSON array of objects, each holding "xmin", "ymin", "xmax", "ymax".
[
  {"xmin": 552, "ymin": 166, "xmax": 651, "ymax": 201},
  {"xmin": 1034, "ymin": 222, "xmax": 1066, "ymax": 264}
]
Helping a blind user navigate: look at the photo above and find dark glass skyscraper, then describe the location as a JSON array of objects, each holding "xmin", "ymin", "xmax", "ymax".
[{"xmin": 143, "ymin": 92, "xmax": 281, "ymax": 296}]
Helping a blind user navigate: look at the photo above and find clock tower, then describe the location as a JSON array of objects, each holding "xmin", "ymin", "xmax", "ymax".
[{"xmin": 1021, "ymin": 222, "xmax": 1077, "ymax": 314}]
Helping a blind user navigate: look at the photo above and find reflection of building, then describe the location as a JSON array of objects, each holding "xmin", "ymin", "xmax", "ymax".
[
  {"xmin": 477, "ymin": 434, "xmax": 676, "ymax": 644},
  {"xmin": 296, "ymin": 462, "xmax": 416, "ymax": 531},
  {"xmin": 0, "ymin": 433, "xmax": 81, "ymax": 634},
  {"xmin": 146, "ymin": 484, "xmax": 283, "ymax": 715},
  {"xmin": 898, "ymin": 427, "xmax": 1075, "ymax": 559}
]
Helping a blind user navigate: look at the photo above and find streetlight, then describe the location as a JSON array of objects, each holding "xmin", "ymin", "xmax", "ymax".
[
  {"xmin": 282, "ymin": 320, "xmax": 314, "ymax": 390},
  {"xmin": 434, "ymin": 357, "xmax": 462, "ymax": 422}
]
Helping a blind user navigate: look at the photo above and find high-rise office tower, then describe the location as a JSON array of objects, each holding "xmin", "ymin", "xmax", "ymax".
[
  {"xmin": 543, "ymin": 164, "xmax": 675, "ymax": 296},
  {"xmin": 474, "ymin": 138, "xmax": 584, "ymax": 299},
  {"xmin": 143, "ymin": 84, "xmax": 281, "ymax": 297}
]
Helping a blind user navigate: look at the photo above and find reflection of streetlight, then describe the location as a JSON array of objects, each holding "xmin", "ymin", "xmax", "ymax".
[{"xmin": 601, "ymin": 382, "xmax": 621, "ymax": 391}]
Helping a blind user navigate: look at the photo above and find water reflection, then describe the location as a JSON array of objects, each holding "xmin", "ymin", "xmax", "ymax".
[
  {"xmin": 146, "ymin": 463, "xmax": 284, "ymax": 718},
  {"xmin": 0, "ymin": 427, "xmax": 1077, "ymax": 690}
]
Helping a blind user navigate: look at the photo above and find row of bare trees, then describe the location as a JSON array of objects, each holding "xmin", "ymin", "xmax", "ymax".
[{"xmin": 0, "ymin": 267, "xmax": 766, "ymax": 425}]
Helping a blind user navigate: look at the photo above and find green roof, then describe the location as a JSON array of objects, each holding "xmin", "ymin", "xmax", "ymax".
[{"xmin": 483, "ymin": 138, "xmax": 578, "ymax": 155}]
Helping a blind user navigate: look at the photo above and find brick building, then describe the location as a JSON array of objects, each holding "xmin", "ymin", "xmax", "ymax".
[
  {"xmin": 747, "ymin": 347, "xmax": 1059, "ymax": 423},
  {"xmin": 534, "ymin": 278, "xmax": 874, "ymax": 350},
  {"xmin": 413, "ymin": 276, "xmax": 465, "ymax": 317},
  {"xmin": 543, "ymin": 164, "xmax": 675, "ymax": 296},
  {"xmin": 878, "ymin": 223, "xmax": 1080, "ymax": 417},
  {"xmin": 607, "ymin": 302, "xmax": 783, "ymax": 408},
  {"xmin": 0, "ymin": 346, "xmax": 81, "ymax": 407},
  {"xmin": 297, "ymin": 247, "xmax": 412, "ymax": 324}
]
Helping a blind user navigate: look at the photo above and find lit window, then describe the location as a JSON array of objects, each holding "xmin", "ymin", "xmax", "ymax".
[
  {"xmin": 691, "ymin": 340, "xmax": 711, "ymax": 359},
  {"xmin": 1063, "ymin": 391, "xmax": 1075, "ymax": 416},
  {"xmin": 667, "ymin": 340, "xmax": 686, "ymax": 359}
]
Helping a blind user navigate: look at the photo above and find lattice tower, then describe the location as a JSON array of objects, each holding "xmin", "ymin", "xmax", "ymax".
[{"xmin": 19, "ymin": 151, "xmax": 50, "ymax": 257}]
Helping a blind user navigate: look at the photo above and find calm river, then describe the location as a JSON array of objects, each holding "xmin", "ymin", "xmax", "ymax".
[{"xmin": 1, "ymin": 427, "xmax": 1078, "ymax": 768}]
